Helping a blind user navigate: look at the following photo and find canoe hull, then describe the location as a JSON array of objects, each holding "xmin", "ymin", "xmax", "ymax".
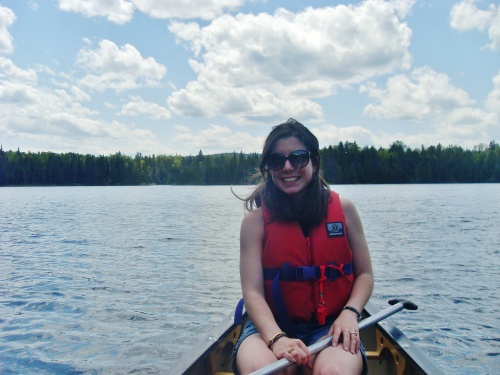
[{"xmin": 168, "ymin": 300, "xmax": 443, "ymax": 375}]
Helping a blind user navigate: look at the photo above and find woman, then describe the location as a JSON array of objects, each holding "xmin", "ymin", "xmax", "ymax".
[{"xmin": 235, "ymin": 119, "xmax": 373, "ymax": 374}]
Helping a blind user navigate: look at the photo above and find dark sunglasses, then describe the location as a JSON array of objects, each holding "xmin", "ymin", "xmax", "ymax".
[{"xmin": 265, "ymin": 149, "xmax": 311, "ymax": 171}]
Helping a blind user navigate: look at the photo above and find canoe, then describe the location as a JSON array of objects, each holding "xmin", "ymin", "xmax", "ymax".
[{"xmin": 168, "ymin": 300, "xmax": 443, "ymax": 375}]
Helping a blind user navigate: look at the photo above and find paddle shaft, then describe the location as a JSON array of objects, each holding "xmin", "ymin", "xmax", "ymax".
[{"xmin": 249, "ymin": 301, "xmax": 407, "ymax": 375}]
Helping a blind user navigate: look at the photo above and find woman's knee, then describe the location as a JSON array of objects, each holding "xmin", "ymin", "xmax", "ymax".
[
  {"xmin": 312, "ymin": 347, "xmax": 363, "ymax": 375},
  {"xmin": 236, "ymin": 336, "xmax": 278, "ymax": 374}
]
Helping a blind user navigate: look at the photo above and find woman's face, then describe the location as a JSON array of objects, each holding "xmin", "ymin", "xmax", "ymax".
[{"xmin": 269, "ymin": 136, "xmax": 316, "ymax": 196}]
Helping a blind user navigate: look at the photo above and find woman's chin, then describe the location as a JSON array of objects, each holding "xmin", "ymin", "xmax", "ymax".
[{"xmin": 277, "ymin": 183, "xmax": 304, "ymax": 196}]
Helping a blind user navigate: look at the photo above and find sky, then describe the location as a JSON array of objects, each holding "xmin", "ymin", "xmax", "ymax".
[{"xmin": 0, "ymin": 0, "xmax": 499, "ymax": 156}]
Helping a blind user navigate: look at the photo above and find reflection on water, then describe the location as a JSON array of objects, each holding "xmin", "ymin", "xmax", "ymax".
[{"xmin": 0, "ymin": 184, "xmax": 498, "ymax": 374}]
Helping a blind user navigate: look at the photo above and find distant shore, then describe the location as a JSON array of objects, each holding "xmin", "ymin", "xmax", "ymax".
[{"xmin": 1, "ymin": 140, "xmax": 499, "ymax": 186}]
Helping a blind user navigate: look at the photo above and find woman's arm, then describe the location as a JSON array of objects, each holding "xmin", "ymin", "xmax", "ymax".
[
  {"xmin": 239, "ymin": 208, "xmax": 311, "ymax": 366},
  {"xmin": 341, "ymin": 196, "xmax": 374, "ymax": 313},
  {"xmin": 239, "ymin": 208, "xmax": 281, "ymax": 340},
  {"xmin": 328, "ymin": 196, "xmax": 374, "ymax": 353}
]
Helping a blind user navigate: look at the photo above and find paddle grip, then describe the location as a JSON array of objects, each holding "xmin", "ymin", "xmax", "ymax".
[{"xmin": 388, "ymin": 299, "xmax": 418, "ymax": 311}]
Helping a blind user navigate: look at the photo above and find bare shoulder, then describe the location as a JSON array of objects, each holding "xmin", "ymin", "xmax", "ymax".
[
  {"xmin": 339, "ymin": 195, "xmax": 371, "ymax": 267},
  {"xmin": 339, "ymin": 195, "xmax": 364, "ymax": 229},
  {"xmin": 240, "ymin": 207, "xmax": 264, "ymax": 234},
  {"xmin": 242, "ymin": 207, "xmax": 263, "ymax": 224},
  {"xmin": 240, "ymin": 208, "xmax": 264, "ymax": 253},
  {"xmin": 339, "ymin": 195, "xmax": 357, "ymax": 216}
]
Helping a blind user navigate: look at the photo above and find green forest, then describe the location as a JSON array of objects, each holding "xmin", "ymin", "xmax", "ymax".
[{"xmin": 1, "ymin": 140, "xmax": 499, "ymax": 186}]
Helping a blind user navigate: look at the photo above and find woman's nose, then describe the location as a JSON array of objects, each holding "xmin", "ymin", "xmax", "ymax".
[{"xmin": 282, "ymin": 159, "xmax": 294, "ymax": 171}]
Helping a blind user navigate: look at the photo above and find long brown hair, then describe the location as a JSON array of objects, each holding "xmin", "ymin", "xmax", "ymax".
[{"xmin": 243, "ymin": 119, "xmax": 330, "ymax": 232}]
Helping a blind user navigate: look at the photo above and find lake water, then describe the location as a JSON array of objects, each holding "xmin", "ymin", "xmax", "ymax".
[{"xmin": 0, "ymin": 184, "xmax": 498, "ymax": 374}]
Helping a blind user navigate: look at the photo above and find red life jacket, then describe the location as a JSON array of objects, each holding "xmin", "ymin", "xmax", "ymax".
[{"xmin": 262, "ymin": 191, "xmax": 354, "ymax": 327}]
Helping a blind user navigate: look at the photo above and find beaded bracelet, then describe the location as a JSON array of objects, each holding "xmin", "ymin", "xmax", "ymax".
[{"xmin": 267, "ymin": 331, "xmax": 287, "ymax": 349}]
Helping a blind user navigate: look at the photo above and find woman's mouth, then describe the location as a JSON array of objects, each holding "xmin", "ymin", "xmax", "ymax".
[{"xmin": 282, "ymin": 177, "xmax": 299, "ymax": 182}]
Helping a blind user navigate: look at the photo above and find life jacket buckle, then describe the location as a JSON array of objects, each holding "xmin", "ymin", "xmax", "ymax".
[{"xmin": 326, "ymin": 263, "xmax": 347, "ymax": 280}]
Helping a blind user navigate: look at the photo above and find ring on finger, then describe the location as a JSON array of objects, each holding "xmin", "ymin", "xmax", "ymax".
[{"xmin": 287, "ymin": 347, "xmax": 295, "ymax": 353}]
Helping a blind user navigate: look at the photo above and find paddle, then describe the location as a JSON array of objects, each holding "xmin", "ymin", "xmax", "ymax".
[{"xmin": 249, "ymin": 299, "xmax": 418, "ymax": 375}]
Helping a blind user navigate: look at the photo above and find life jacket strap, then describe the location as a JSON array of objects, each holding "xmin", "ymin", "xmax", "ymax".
[
  {"xmin": 234, "ymin": 297, "xmax": 246, "ymax": 325},
  {"xmin": 263, "ymin": 262, "xmax": 353, "ymax": 282}
]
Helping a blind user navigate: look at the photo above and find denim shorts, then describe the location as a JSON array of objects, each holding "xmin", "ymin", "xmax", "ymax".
[{"xmin": 234, "ymin": 318, "xmax": 367, "ymax": 374}]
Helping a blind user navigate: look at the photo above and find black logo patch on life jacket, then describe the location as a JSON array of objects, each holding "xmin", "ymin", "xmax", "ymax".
[{"xmin": 326, "ymin": 222, "xmax": 344, "ymax": 237}]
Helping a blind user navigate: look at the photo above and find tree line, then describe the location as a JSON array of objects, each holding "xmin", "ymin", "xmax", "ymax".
[{"xmin": 0, "ymin": 141, "xmax": 499, "ymax": 186}]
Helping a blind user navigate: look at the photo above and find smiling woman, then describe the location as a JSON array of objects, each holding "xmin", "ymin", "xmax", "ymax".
[{"xmin": 235, "ymin": 119, "xmax": 374, "ymax": 375}]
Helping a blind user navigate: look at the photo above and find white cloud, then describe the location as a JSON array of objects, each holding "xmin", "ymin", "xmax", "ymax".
[
  {"xmin": 167, "ymin": 2, "xmax": 414, "ymax": 123},
  {"xmin": 57, "ymin": 0, "xmax": 247, "ymax": 23},
  {"xmin": 485, "ymin": 71, "xmax": 500, "ymax": 117},
  {"xmin": 119, "ymin": 96, "xmax": 171, "ymax": 120},
  {"xmin": 169, "ymin": 82, "xmax": 324, "ymax": 124},
  {"xmin": 0, "ymin": 5, "xmax": 16, "ymax": 53},
  {"xmin": 0, "ymin": 80, "xmax": 38, "ymax": 104},
  {"xmin": 174, "ymin": 123, "xmax": 264, "ymax": 154},
  {"xmin": 132, "ymin": 0, "xmax": 245, "ymax": 20},
  {"xmin": 0, "ymin": 58, "xmax": 164, "ymax": 155},
  {"xmin": 1, "ymin": 85, "xmax": 163, "ymax": 154},
  {"xmin": 490, "ymin": 11, "xmax": 500, "ymax": 50},
  {"xmin": 450, "ymin": 0, "xmax": 500, "ymax": 50},
  {"xmin": 70, "ymin": 85, "xmax": 91, "ymax": 102},
  {"xmin": 28, "ymin": 2, "xmax": 39, "ymax": 11},
  {"xmin": 76, "ymin": 39, "xmax": 167, "ymax": 92},
  {"xmin": 104, "ymin": 101, "xmax": 118, "ymax": 109},
  {"xmin": 361, "ymin": 67, "xmax": 474, "ymax": 120},
  {"xmin": 0, "ymin": 57, "xmax": 38, "ymax": 83},
  {"xmin": 312, "ymin": 112, "xmax": 496, "ymax": 150},
  {"xmin": 360, "ymin": 66, "xmax": 499, "ymax": 147},
  {"xmin": 388, "ymin": 0, "xmax": 416, "ymax": 19},
  {"xmin": 446, "ymin": 107, "xmax": 495, "ymax": 127},
  {"xmin": 0, "ymin": 57, "xmax": 39, "ymax": 106},
  {"xmin": 57, "ymin": 0, "xmax": 134, "ymax": 24},
  {"xmin": 311, "ymin": 124, "xmax": 381, "ymax": 149},
  {"xmin": 1, "ymin": 73, "xmax": 99, "ymax": 137},
  {"xmin": 430, "ymin": 106, "xmax": 495, "ymax": 146}
]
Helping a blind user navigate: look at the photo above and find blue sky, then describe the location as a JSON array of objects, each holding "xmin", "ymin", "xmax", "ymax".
[{"xmin": 0, "ymin": 0, "xmax": 499, "ymax": 156}]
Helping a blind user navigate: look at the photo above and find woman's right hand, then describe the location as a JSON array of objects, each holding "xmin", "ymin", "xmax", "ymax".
[{"xmin": 271, "ymin": 336, "xmax": 313, "ymax": 368}]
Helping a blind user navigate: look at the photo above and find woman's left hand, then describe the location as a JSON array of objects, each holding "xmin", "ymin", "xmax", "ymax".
[{"xmin": 327, "ymin": 310, "xmax": 360, "ymax": 354}]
